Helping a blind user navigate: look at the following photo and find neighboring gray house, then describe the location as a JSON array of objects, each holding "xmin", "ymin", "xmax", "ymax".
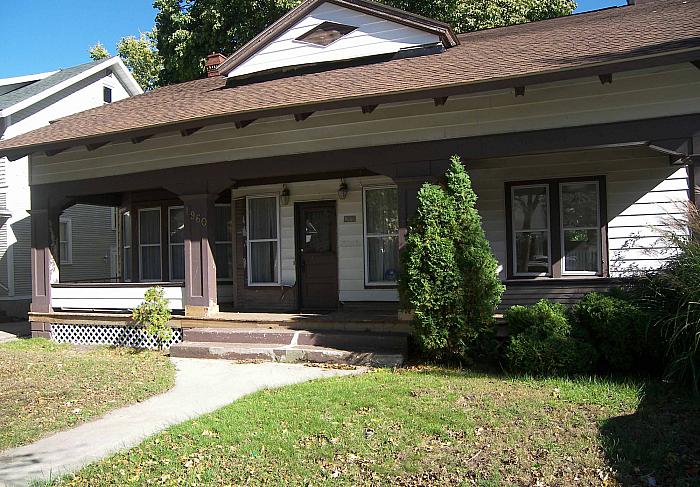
[{"xmin": 0, "ymin": 57, "xmax": 142, "ymax": 318}]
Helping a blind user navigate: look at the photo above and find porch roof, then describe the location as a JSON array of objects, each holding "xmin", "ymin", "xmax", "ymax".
[{"xmin": 1, "ymin": 0, "xmax": 699, "ymax": 161}]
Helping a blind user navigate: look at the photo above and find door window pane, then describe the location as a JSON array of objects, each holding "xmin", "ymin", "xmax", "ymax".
[
  {"xmin": 303, "ymin": 209, "xmax": 332, "ymax": 253},
  {"xmin": 250, "ymin": 241, "xmax": 278, "ymax": 283},
  {"xmin": 367, "ymin": 236, "xmax": 399, "ymax": 283}
]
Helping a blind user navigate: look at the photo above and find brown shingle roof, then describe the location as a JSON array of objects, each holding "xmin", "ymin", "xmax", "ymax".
[{"xmin": 2, "ymin": 0, "xmax": 699, "ymax": 159}]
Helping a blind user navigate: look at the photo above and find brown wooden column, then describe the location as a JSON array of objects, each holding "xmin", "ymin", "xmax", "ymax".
[
  {"xmin": 181, "ymin": 194, "xmax": 218, "ymax": 317},
  {"xmin": 30, "ymin": 206, "xmax": 60, "ymax": 314}
]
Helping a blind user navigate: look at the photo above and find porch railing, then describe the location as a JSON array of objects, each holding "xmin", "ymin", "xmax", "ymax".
[{"xmin": 51, "ymin": 282, "xmax": 185, "ymax": 311}]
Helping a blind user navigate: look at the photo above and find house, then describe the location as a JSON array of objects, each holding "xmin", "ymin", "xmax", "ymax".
[
  {"xmin": 0, "ymin": 57, "xmax": 142, "ymax": 318},
  {"xmin": 0, "ymin": 0, "xmax": 698, "ymax": 361}
]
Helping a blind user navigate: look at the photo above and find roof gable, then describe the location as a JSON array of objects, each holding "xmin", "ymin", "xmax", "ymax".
[{"xmin": 221, "ymin": 0, "xmax": 458, "ymax": 79}]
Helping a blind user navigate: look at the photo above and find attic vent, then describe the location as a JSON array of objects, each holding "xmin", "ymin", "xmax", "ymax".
[{"xmin": 296, "ymin": 21, "xmax": 357, "ymax": 47}]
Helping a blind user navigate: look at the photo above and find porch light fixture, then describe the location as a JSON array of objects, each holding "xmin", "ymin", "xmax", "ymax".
[
  {"xmin": 337, "ymin": 180, "xmax": 348, "ymax": 200},
  {"xmin": 280, "ymin": 185, "xmax": 291, "ymax": 205}
]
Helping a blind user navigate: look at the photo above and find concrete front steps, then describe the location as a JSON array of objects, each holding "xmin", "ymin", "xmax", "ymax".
[{"xmin": 169, "ymin": 328, "xmax": 407, "ymax": 367}]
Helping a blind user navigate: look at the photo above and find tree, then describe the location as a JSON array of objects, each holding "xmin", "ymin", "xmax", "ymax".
[
  {"xmin": 154, "ymin": 0, "xmax": 576, "ymax": 84},
  {"xmin": 400, "ymin": 156, "xmax": 504, "ymax": 361},
  {"xmin": 88, "ymin": 30, "xmax": 164, "ymax": 91}
]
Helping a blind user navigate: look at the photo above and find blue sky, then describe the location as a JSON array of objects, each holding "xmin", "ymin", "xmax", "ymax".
[{"xmin": 0, "ymin": 0, "xmax": 626, "ymax": 78}]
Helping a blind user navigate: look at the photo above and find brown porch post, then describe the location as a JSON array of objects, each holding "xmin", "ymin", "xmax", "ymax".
[
  {"xmin": 29, "ymin": 202, "xmax": 61, "ymax": 336},
  {"xmin": 182, "ymin": 194, "xmax": 218, "ymax": 317}
]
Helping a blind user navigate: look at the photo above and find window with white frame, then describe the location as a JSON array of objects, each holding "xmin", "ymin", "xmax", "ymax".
[
  {"xmin": 139, "ymin": 208, "xmax": 161, "ymax": 281},
  {"xmin": 215, "ymin": 204, "xmax": 233, "ymax": 280},
  {"xmin": 511, "ymin": 185, "xmax": 550, "ymax": 276},
  {"xmin": 169, "ymin": 206, "xmax": 185, "ymax": 281},
  {"xmin": 246, "ymin": 195, "xmax": 279, "ymax": 285},
  {"xmin": 560, "ymin": 181, "xmax": 600, "ymax": 275},
  {"xmin": 122, "ymin": 211, "xmax": 132, "ymax": 281},
  {"xmin": 363, "ymin": 186, "xmax": 399, "ymax": 285},
  {"xmin": 59, "ymin": 217, "xmax": 72, "ymax": 264},
  {"xmin": 507, "ymin": 178, "xmax": 603, "ymax": 278}
]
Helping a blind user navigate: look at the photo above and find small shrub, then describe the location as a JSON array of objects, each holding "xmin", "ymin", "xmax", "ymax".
[
  {"xmin": 399, "ymin": 156, "xmax": 504, "ymax": 361},
  {"xmin": 504, "ymin": 299, "xmax": 597, "ymax": 376},
  {"xmin": 573, "ymin": 292, "xmax": 650, "ymax": 373},
  {"xmin": 132, "ymin": 287, "xmax": 173, "ymax": 349}
]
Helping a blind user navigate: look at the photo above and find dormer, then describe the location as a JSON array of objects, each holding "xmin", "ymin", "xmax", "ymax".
[{"xmin": 219, "ymin": 0, "xmax": 458, "ymax": 82}]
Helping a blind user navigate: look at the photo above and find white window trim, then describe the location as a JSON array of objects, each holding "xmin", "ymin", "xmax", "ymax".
[
  {"xmin": 59, "ymin": 217, "xmax": 72, "ymax": 265},
  {"xmin": 138, "ymin": 207, "xmax": 162, "ymax": 282},
  {"xmin": 246, "ymin": 195, "xmax": 281, "ymax": 286},
  {"xmin": 559, "ymin": 181, "xmax": 601, "ymax": 276},
  {"xmin": 215, "ymin": 203, "xmax": 233, "ymax": 282},
  {"xmin": 363, "ymin": 185, "xmax": 399, "ymax": 287},
  {"xmin": 168, "ymin": 206, "xmax": 185, "ymax": 282},
  {"xmin": 122, "ymin": 211, "xmax": 132, "ymax": 282},
  {"xmin": 511, "ymin": 184, "xmax": 552, "ymax": 277}
]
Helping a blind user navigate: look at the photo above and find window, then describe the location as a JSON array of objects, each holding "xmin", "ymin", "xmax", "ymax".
[
  {"xmin": 296, "ymin": 21, "xmax": 357, "ymax": 46},
  {"xmin": 560, "ymin": 182, "xmax": 601, "ymax": 275},
  {"xmin": 215, "ymin": 204, "xmax": 233, "ymax": 281},
  {"xmin": 507, "ymin": 178, "xmax": 604, "ymax": 278},
  {"xmin": 138, "ymin": 208, "xmax": 161, "ymax": 281},
  {"xmin": 59, "ymin": 217, "xmax": 72, "ymax": 264},
  {"xmin": 122, "ymin": 211, "xmax": 132, "ymax": 281},
  {"xmin": 363, "ymin": 186, "xmax": 399, "ymax": 286},
  {"xmin": 169, "ymin": 206, "xmax": 185, "ymax": 281},
  {"xmin": 103, "ymin": 86, "xmax": 112, "ymax": 103},
  {"xmin": 246, "ymin": 195, "xmax": 280, "ymax": 285}
]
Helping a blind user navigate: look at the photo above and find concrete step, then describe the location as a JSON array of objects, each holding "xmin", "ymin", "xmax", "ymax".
[
  {"xmin": 182, "ymin": 328, "xmax": 408, "ymax": 353},
  {"xmin": 169, "ymin": 341, "xmax": 404, "ymax": 367}
]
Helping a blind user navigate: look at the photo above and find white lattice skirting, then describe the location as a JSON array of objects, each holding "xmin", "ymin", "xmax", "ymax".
[{"xmin": 51, "ymin": 323, "xmax": 182, "ymax": 350}]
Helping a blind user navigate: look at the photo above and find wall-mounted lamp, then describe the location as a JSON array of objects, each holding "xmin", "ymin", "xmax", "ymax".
[
  {"xmin": 280, "ymin": 184, "xmax": 290, "ymax": 206},
  {"xmin": 337, "ymin": 179, "xmax": 348, "ymax": 200}
]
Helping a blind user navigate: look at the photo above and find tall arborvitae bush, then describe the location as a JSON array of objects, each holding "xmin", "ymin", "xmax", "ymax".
[{"xmin": 400, "ymin": 156, "xmax": 504, "ymax": 361}]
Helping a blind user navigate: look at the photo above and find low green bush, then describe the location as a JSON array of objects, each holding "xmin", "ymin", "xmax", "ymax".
[
  {"xmin": 504, "ymin": 299, "xmax": 597, "ymax": 376},
  {"xmin": 132, "ymin": 286, "xmax": 173, "ymax": 349},
  {"xmin": 572, "ymin": 292, "xmax": 650, "ymax": 373}
]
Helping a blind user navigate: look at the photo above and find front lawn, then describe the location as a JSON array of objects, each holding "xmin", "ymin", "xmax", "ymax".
[
  {"xmin": 57, "ymin": 367, "xmax": 699, "ymax": 486},
  {"xmin": 0, "ymin": 338, "xmax": 175, "ymax": 451}
]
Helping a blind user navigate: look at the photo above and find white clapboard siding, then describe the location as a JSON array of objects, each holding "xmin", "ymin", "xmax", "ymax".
[
  {"xmin": 51, "ymin": 285, "xmax": 185, "ymax": 310},
  {"xmin": 229, "ymin": 2, "xmax": 440, "ymax": 77},
  {"xmin": 232, "ymin": 174, "xmax": 400, "ymax": 302}
]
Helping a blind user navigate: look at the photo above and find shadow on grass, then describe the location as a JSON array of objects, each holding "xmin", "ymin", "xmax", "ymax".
[{"xmin": 600, "ymin": 384, "xmax": 700, "ymax": 486}]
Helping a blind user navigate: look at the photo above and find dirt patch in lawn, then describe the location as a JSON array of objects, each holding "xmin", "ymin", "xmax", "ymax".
[{"xmin": 0, "ymin": 338, "xmax": 175, "ymax": 451}]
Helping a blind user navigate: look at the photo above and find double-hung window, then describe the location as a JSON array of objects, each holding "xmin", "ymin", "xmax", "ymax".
[
  {"xmin": 246, "ymin": 195, "xmax": 280, "ymax": 285},
  {"xmin": 59, "ymin": 217, "xmax": 72, "ymax": 264},
  {"xmin": 507, "ymin": 178, "xmax": 604, "ymax": 278},
  {"xmin": 215, "ymin": 204, "xmax": 233, "ymax": 280},
  {"xmin": 122, "ymin": 211, "xmax": 132, "ymax": 281},
  {"xmin": 139, "ymin": 208, "xmax": 161, "ymax": 281},
  {"xmin": 363, "ymin": 186, "xmax": 399, "ymax": 286},
  {"xmin": 168, "ymin": 206, "xmax": 185, "ymax": 281}
]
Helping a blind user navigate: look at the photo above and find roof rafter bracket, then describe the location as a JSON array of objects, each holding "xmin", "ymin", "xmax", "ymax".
[
  {"xmin": 234, "ymin": 119, "xmax": 256, "ymax": 129},
  {"xmin": 514, "ymin": 86, "xmax": 525, "ymax": 97},
  {"xmin": 599, "ymin": 73, "xmax": 613, "ymax": 85},
  {"xmin": 45, "ymin": 147, "xmax": 68, "ymax": 157},
  {"xmin": 180, "ymin": 127, "xmax": 203, "ymax": 137},
  {"xmin": 361, "ymin": 104, "xmax": 378, "ymax": 114},
  {"xmin": 86, "ymin": 141, "xmax": 110, "ymax": 152},
  {"xmin": 131, "ymin": 135, "xmax": 153, "ymax": 144},
  {"xmin": 294, "ymin": 112, "xmax": 314, "ymax": 122},
  {"xmin": 692, "ymin": 60, "xmax": 700, "ymax": 70},
  {"xmin": 434, "ymin": 96, "xmax": 448, "ymax": 106}
]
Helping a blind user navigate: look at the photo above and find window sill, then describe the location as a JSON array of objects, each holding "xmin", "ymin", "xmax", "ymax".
[{"xmin": 504, "ymin": 276, "xmax": 617, "ymax": 286}]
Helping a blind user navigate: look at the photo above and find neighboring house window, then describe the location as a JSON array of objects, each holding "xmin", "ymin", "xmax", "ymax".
[
  {"xmin": 59, "ymin": 218, "xmax": 72, "ymax": 264},
  {"xmin": 363, "ymin": 186, "xmax": 399, "ymax": 286},
  {"xmin": 123, "ymin": 211, "xmax": 132, "ymax": 281},
  {"xmin": 506, "ymin": 178, "xmax": 604, "ymax": 278},
  {"xmin": 169, "ymin": 206, "xmax": 185, "ymax": 281},
  {"xmin": 215, "ymin": 204, "xmax": 233, "ymax": 281},
  {"xmin": 296, "ymin": 22, "xmax": 357, "ymax": 46},
  {"xmin": 138, "ymin": 208, "xmax": 161, "ymax": 281},
  {"xmin": 103, "ymin": 86, "xmax": 112, "ymax": 103},
  {"xmin": 246, "ymin": 195, "xmax": 280, "ymax": 285}
]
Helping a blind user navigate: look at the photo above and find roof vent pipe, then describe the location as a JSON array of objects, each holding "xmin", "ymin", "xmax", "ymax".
[{"xmin": 206, "ymin": 53, "xmax": 228, "ymax": 77}]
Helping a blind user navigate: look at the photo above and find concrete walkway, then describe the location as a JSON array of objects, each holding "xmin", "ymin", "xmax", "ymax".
[{"xmin": 0, "ymin": 358, "xmax": 362, "ymax": 486}]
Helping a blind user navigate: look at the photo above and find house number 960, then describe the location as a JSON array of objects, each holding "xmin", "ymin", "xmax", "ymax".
[{"xmin": 185, "ymin": 206, "xmax": 207, "ymax": 227}]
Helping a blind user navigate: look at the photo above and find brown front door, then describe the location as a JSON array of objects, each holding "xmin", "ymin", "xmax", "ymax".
[{"xmin": 295, "ymin": 201, "xmax": 338, "ymax": 310}]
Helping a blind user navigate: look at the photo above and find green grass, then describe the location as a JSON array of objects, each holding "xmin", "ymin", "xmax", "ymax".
[
  {"xmin": 55, "ymin": 367, "xmax": 700, "ymax": 486},
  {"xmin": 0, "ymin": 338, "xmax": 175, "ymax": 451}
]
